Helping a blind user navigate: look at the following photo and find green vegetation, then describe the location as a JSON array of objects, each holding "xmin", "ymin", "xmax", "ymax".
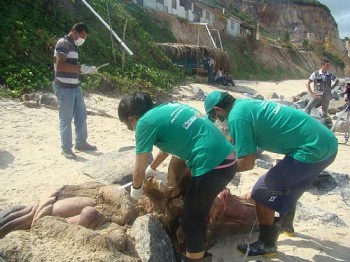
[
  {"xmin": 221, "ymin": 37, "xmax": 306, "ymax": 81},
  {"xmin": 316, "ymin": 46, "xmax": 345, "ymax": 69},
  {"xmin": 0, "ymin": 0, "xmax": 183, "ymax": 98},
  {"xmin": 0, "ymin": 0, "xmax": 344, "ymax": 98}
]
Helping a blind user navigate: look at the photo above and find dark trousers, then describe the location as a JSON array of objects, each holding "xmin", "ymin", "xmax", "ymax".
[{"xmin": 181, "ymin": 163, "xmax": 237, "ymax": 253}]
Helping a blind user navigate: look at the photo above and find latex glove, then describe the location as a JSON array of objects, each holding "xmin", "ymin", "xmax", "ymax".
[
  {"xmin": 146, "ymin": 166, "xmax": 167, "ymax": 181},
  {"xmin": 80, "ymin": 65, "xmax": 98, "ymax": 74},
  {"xmin": 130, "ymin": 184, "xmax": 144, "ymax": 200}
]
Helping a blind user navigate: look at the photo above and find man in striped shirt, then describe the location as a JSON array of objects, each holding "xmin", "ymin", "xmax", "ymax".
[{"xmin": 53, "ymin": 22, "xmax": 97, "ymax": 159}]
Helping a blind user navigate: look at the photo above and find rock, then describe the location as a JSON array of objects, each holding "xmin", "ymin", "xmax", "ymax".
[
  {"xmin": 266, "ymin": 92, "xmax": 279, "ymax": 99},
  {"xmin": 131, "ymin": 215, "xmax": 177, "ymax": 262},
  {"xmin": 328, "ymin": 107, "xmax": 340, "ymax": 115},
  {"xmin": 252, "ymin": 94, "xmax": 264, "ymax": 100},
  {"xmin": 40, "ymin": 94, "xmax": 58, "ymax": 108},
  {"xmin": 255, "ymin": 159, "xmax": 273, "ymax": 169},
  {"xmin": 81, "ymin": 147, "xmax": 153, "ymax": 185},
  {"xmin": 0, "ymin": 216, "xmax": 138, "ymax": 262},
  {"xmin": 296, "ymin": 202, "xmax": 348, "ymax": 228}
]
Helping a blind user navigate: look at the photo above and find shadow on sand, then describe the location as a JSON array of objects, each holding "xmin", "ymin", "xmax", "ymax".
[{"xmin": 0, "ymin": 150, "xmax": 15, "ymax": 170}]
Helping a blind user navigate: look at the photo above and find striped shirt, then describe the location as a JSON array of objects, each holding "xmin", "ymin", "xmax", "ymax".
[{"xmin": 53, "ymin": 35, "xmax": 80, "ymax": 88}]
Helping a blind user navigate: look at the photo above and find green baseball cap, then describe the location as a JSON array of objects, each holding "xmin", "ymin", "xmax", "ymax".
[{"xmin": 204, "ymin": 90, "xmax": 225, "ymax": 113}]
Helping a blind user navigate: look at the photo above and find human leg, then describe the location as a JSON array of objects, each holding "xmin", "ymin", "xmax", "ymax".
[
  {"xmin": 320, "ymin": 94, "xmax": 331, "ymax": 117},
  {"xmin": 238, "ymin": 154, "xmax": 337, "ymax": 256},
  {"xmin": 304, "ymin": 96, "xmax": 320, "ymax": 114},
  {"xmin": 53, "ymin": 84, "xmax": 76, "ymax": 157},
  {"xmin": 280, "ymin": 205, "xmax": 296, "ymax": 236},
  {"xmin": 73, "ymin": 87, "xmax": 88, "ymax": 146},
  {"xmin": 181, "ymin": 163, "xmax": 236, "ymax": 260}
]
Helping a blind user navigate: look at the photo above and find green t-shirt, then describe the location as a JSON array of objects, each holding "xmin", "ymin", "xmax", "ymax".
[
  {"xmin": 228, "ymin": 99, "xmax": 338, "ymax": 163},
  {"xmin": 135, "ymin": 103, "xmax": 234, "ymax": 176}
]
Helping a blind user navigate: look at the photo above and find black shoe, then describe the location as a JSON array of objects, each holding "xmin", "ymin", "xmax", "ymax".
[
  {"xmin": 237, "ymin": 240, "xmax": 277, "ymax": 257},
  {"xmin": 61, "ymin": 149, "xmax": 77, "ymax": 159},
  {"xmin": 281, "ymin": 206, "xmax": 296, "ymax": 237},
  {"xmin": 237, "ymin": 222, "xmax": 280, "ymax": 257},
  {"xmin": 75, "ymin": 142, "xmax": 97, "ymax": 151}
]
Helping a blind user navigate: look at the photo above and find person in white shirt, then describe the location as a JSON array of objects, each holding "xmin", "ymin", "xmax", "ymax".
[{"xmin": 305, "ymin": 59, "xmax": 339, "ymax": 117}]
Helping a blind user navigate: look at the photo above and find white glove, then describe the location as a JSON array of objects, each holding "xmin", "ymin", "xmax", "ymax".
[
  {"xmin": 146, "ymin": 166, "xmax": 167, "ymax": 181},
  {"xmin": 130, "ymin": 184, "xmax": 144, "ymax": 200},
  {"xmin": 80, "ymin": 65, "xmax": 98, "ymax": 74}
]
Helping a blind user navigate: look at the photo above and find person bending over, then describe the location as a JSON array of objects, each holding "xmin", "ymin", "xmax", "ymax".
[
  {"xmin": 204, "ymin": 91, "xmax": 338, "ymax": 257},
  {"xmin": 118, "ymin": 93, "xmax": 237, "ymax": 262}
]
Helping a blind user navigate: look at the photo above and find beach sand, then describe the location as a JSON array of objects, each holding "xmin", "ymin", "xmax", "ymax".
[{"xmin": 0, "ymin": 79, "xmax": 349, "ymax": 261}]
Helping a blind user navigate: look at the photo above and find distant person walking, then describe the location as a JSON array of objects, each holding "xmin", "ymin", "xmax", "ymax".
[
  {"xmin": 305, "ymin": 59, "xmax": 339, "ymax": 117},
  {"xmin": 53, "ymin": 22, "xmax": 98, "ymax": 159}
]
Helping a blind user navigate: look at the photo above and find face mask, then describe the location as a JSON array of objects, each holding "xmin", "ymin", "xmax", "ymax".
[{"xmin": 74, "ymin": 37, "xmax": 85, "ymax": 46}]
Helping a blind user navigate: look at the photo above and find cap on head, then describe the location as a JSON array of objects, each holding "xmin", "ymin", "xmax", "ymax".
[
  {"xmin": 204, "ymin": 90, "xmax": 224, "ymax": 113},
  {"xmin": 345, "ymin": 77, "xmax": 350, "ymax": 84}
]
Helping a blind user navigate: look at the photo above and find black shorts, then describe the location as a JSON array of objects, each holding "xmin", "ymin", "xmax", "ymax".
[{"xmin": 251, "ymin": 153, "xmax": 337, "ymax": 214}]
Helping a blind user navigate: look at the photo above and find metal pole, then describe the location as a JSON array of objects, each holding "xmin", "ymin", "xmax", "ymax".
[
  {"xmin": 205, "ymin": 24, "xmax": 216, "ymax": 48},
  {"xmin": 211, "ymin": 29, "xmax": 223, "ymax": 51},
  {"xmin": 80, "ymin": 0, "xmax": 133, "ymax": 56}
]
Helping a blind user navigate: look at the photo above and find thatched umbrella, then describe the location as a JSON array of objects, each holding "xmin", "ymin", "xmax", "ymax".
[{"xmin": 156, "ymin": 43, "xmax": 231, "ymax": 71}]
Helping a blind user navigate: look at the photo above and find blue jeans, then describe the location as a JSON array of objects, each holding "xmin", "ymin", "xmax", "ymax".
[{"xmin": 53, "ymin": 83, "xmax": 88, "ymax": 151}]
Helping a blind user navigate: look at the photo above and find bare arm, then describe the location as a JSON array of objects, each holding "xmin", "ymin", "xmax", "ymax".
[
  {"xmin": 306, "ymin": 79, "xmax": 320, "ymax": 98},
  {"xmin": 55, "ymin": 54, "xmax": 81, "ymax": 73},
  {"xmin": 236, "ymin": 153, "xmax": 256, "ymax": 172},
  {"xmin": 150, "ymin": 151, "xmax": 169, "ymax": 170},
  {"xmin": 133, "ymin": 153, "xmax": 150, "ymax": 188}
]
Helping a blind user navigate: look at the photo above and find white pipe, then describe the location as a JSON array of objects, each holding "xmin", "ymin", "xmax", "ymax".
[
  {"xmin": 211, "ymin": 29, "xmax": 223, "ymax": 51},
  {"xmin": 117, "ymin": 181, "xmax": 132, "ymax": 190},
  {"xmin": 81, "ymin": 0, "xmax": 133, "ymax": 56},
  {"xmin": 205, "ymin": 24, "xmax": 217, "ymax": 48}
]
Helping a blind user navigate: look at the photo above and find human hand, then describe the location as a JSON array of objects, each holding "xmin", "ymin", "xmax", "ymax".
[
  {"xmin": 130, "ymin": 184, "xmax": 144, "ymax": 200},
  {"xmin": 311, "ymin": 92, "xmax": 321, "ymax": 99},
  {"xmin": 80, "ymin": 65, "xmax": 98, "ymax": 74}
]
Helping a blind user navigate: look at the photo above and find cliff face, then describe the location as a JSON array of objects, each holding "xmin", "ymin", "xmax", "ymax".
[
  {"xmin": 150, "ymin": 1, "xmax": 350, "ymax": 76},
  {"xmin": 236, "ymin": 0, "xmax": 350, "ymax": 75},
  {"xmin": 239, "ymin": 1, "xmax": 346, "ymax": 51},
  {"xmin": 243, "ymin": 2, "xmax": 336, "ymax": 40}
]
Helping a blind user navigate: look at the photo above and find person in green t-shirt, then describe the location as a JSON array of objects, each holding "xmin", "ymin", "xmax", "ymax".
[
  {"xmin": 118, "ymin": 93, "xmax": 237, "ymax": 262},
  {"xmin": 204, "ymin": 91, "xmax": 338, "ymax": 257}
]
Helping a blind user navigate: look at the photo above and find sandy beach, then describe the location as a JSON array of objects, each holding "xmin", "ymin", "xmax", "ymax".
[{"xmin": 1, "ymin": 79, "xmax": 349, "ymax": 261}]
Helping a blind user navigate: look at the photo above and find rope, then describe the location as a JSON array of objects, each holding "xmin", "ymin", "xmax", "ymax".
[{"xmin": 242, "ymin": 217, "xmax": 258, "ymax": 262}]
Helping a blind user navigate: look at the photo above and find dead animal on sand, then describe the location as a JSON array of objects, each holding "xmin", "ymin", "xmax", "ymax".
[{"xmin": 0, "ymin": 156, "xmax": 256, "ymax": 261}]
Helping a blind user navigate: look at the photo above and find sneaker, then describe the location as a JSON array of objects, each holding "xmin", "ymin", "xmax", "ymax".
[
  {"xmin": 61, "ymin": 149, "xmax": 77, "ymax": 159},
  {"xmin": 237, "ymin": 240, "xmax": 277, "ymax": 257},
  {"xmin": 75, "ymin": 142, "xmax": 97, "ymax": 151}
]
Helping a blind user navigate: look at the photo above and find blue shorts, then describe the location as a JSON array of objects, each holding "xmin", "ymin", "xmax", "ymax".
[{"xmin": 251, "ymin": 153, "xmax": 337, "ymax": 215}]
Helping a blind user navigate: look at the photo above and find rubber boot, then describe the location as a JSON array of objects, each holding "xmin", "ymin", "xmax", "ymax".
[
  {"xmin": 280, "ymin": 206, "xmax": 296, "ymax": 237},
  {"xmin": 237, "ymin": 220, "xmax": 280, "ymax": 257},
  {"xmin": 182, "ymin": 252, "xmax": 212, "ymax": 262}
]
